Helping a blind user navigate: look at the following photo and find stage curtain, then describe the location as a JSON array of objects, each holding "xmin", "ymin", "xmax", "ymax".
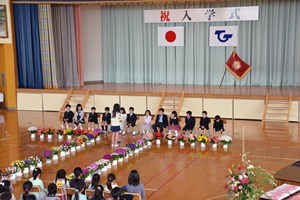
[
  {"xmin": 102, "ymin": 0, "xmax": 300, "ymax": 86},
  {"xmin": 74, "ymin": 5, "xmax": 84, "ymax": 86},
  {"xmin": 52, "ymin": 5, "xmax": 80, "ymax": 87},
  {"xmin": 13, "ymin": 5, "xmax": 44, "ymax": 89},
  {"xmin": 38, "ymin": 4, "xmax": 58, "ymax": 89}
]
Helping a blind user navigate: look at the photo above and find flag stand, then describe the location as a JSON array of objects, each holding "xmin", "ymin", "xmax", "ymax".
[{"xmin": 219, "ymin": 69, "xmax": 227, "ymax": 88}]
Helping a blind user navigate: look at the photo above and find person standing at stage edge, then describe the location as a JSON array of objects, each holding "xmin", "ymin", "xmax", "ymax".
[{"xmin": 111, "ymin": 103, "xmax": 121, "ymax": 147}]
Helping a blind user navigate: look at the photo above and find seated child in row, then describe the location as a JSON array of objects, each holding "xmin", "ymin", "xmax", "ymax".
[
  {"xmin": 111, "ymin": 187, "xmax": 133, "ymax": 200},
  {"xmin": 126, "ymin": 107, "xmax": 137, "ymax": 136},
  {"xmin": 101, "ymin": 107, "xmax": 111, "ymax": 132},
  {"xmin": 90, "ymin": 185, "xmax": 105, "ymax": 200},
  {"xmin": 104, "ymin": 173, "xmax": 119, "ymax": 192},
  {"xmin": 88, "ymin": 107, "xmax": 98, "ymax": 131},
  {"xmin": 213, "ymin": 115, "xmax": 224, "ymax": 134},
  {"xmin": 141, "ymin": 110, "xmax": 152, "ymax": 134},
  {"xmin": 74, "ymin": 104, "xmax": 85, "ymax": 130},
  {"xmin": 21, "ymin": 181, "xmax": 35, "ymax": 200},
  {"xmin": 29, "ymin": 168, "xmax": 47, "ymax": 199},
  {"xmin": 199, "ymin": 111, "xmax": 210, "ymax": 135},
  {"xmin": 70, "ymin": 167, "xmax": 86, "ymax": 190},
  {"xmin": 169, "ymin": 111, "xmax": 181, "ymax": 135},
  {"xmin": 44, "ymin": 183, "xmax": 60, "ymax": 200},
  {"xmin": 183, "ymin": 111, "xmax": 195, "ymax": 133},
  {"xmin": 152, "ymin": 108, "xmax": 168, "ymax": 133},
  {"xmin": 62, "ymin": 104, "xmax": 74, "ymax": 129},
  {"xmin": 72, "ymin": 181, "xmax": 87, "ymax": 200}
]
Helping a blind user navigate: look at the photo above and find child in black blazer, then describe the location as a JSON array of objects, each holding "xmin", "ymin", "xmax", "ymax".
[
  {"xmin": 126, "ymin": 107, "xmax": 137, "ymax": 136},
  {"xmin": 88, "ymin": 107, "xmax": 98, "ymax": 131},
  {"xmin": 183, "ymin": 111, "xmax": 195, "ymax": 133},
  {"xmin": 62, "ymin": 104, "xmax": 74, "ymax": 129},
  {"xmin": 152, "ymin": 108, "xmax": 168, "ymax": 133},
  {"xmin": 213, "ymin": 115, "xmax": 224, "ymax": 134},
  {"xmin": 101, "ymin": 107, "xmax": 111, "ymax": 132},
  {"xmin": 199, "ymin": 111, "xmax": 211, "ymax": 135}
]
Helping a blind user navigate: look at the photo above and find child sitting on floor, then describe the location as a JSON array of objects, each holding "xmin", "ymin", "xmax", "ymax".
[
  {"xmin": 74, "ymin": 104, "xmax": 85, "ymax": 130},
  {"xmin": 168, "ymin": 111, "xmax": 181, "ymax": 136},
  {"xmin": 141, "ymin": 110, "xmax": 152, "ymax": 134},
  {"xmin": 101, "ymin": 107, "xmax": 111, "ymax": 133},
  {"xmin": 199, "ymin": 111, "xmax": 211, "ymax": 135},
  {"xmin": 62, "ymin": 104, "xmax": 74, "ymax": 129},
  {"xmin": 213, "ymin": 115, "xmax": 224, "ymax": 135},
  {"xmin": 88, "ymin": 107, "xmax": 98, "ymax": 131}
]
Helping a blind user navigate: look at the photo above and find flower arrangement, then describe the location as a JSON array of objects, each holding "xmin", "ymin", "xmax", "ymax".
[
  {"xmin": 64, "ymin": 128, "xmax": 74, "ymax": 136},
  {"xmin": 87, "ymin": 163, "xmax": 98, "ymax": 173},
  {"xmin": 5, "ymin": 167, "xmax": 18, "ymax": 174},
  {"xmin": 74, "ymin": 129, "xmax": 84, "ymax": 136},
  {"xmin": 219, "ymin": 135, "xmax": 232, "ymax": 145},
  {"xmin": 76, "ymin": 137, "xmax": 84, "ymax": 145},
  {"xmin": 85, "ymin": 133, "xmax": 95, "ymax": 140},
  {"xmin": 26, "ymin": 156, "xmax": 41, "ymax": 167},
  {"xmin": 60, "ymin": 143, "xmax": 71, "ymax": 152},
  {"xmin": 95, "ymin": 159, "xmax": 110, "ymax": 168},
  {"xmin": 188, "ymin": 134, "xmax": 197, "ymax": 143},
  {"xmin": 42, "ymin": 150, "xmax": 53, "ymax": 160},
  {"xmin": 11, "ymin": 160, "xmax": 25, "ymax": 170},
  {"xmin": 51, "ymin": 147, "xmax": 61, "ymax": 155},
  {"xmin": 127, "ymin": 143, "xmax": 136, "ymax": 151},
  {"xmin": 27, "ymin": 126, "xmax": 38, "ymax": 134},
  {"xmin": 115, "ymin": 148, "xmax": 127, "ymax": 158},
  {"xmin": 111, "ymin": 153, "xmax": 119, "ymax": 161},
  {"xmin": 143, "ymin": 132, "xmax": 153, "ymax": 142},
  {"xmin": 23, "ymin": 159, "xmax": 31, "ymax": 168},
  {"xmin": 166, "ymin": 132, "xmax": 176, "ymax": 141},
  {"xmin": 69, "ymin": 141, "xmax": 78, "ymax": 147},
  {"xmin": 197, "ymin": 135, "xmax": 208, "ymax": 143},
  {"xmin": 177, "ymin": 134, "xmax": 188, "ymax": 143},
  {"xmin": 44, "ymin": 128, "xmax": 55, "ymax": 135},
  {"xmin": 81, "ymin": 168, "xmax": 90, "ymax": 179},
  {"xmin": 136, "ymin": 139, "xmax": 145, "ymax": 148},
  {"xmin": 56, "ymin": 128, "xmax": 64, "ymax": 136},
  {"xmin": 94, "ymin": 128, "xmax": 103, "ymax": 135},
  {"xmin": 37, "ymin": 128, "xmax": 45, "ymax": 136},
  {"xmin": 78, "ymin": 135, "xmax": 88, "ymax": 143},
  {"xmin": 209, "ymin": 136, "xmax": 219, "ymax": 144},
  {"xmin": 154, "ymin": 132, "xmax": 164, "ymax": 140},
  {"xmin": 225, "ymin": 153, "xmax": 277, "ymax": 199},
  {"xmin": 103, "ymin": 154, "xmax": 113, "ymax": 161}
]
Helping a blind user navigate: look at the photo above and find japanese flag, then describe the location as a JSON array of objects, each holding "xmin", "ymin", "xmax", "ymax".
[{"xmin": 158, "ymin": 27, "xmax": 184, "ymax": 46}]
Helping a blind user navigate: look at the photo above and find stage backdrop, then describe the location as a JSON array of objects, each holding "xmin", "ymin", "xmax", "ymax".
[{"xmin": 102, "ymin": 0, "xmax": 300, "ymax": 86}]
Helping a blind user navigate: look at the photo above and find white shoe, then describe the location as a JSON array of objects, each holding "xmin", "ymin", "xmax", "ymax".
[
  {"xmin": 132, "ymin": 131, "xmax": 136, "ymax": 136},
  {"xmin": 122, "ymin": 131, "xmax": 126, "ymax": 136}
]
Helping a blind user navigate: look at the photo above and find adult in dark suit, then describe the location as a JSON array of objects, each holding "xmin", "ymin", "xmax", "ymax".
[
  {"xmin": 152, "ymin": 108, "xmax": 168, "ymax": 132},
  {"xmin": 183, "ymin": 111, "xmax": 195, "ymax": 133}
]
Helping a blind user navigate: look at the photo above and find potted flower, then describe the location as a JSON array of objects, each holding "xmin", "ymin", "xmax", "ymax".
[
  {"xmin": 154, "ymin": 132, "xmax": 164, "ymax": 144},
  {"xmin": 81, "ymin": 168, "xmax": 91, "ymax": 181},
  {"xmin": 38, "ymin": 128, "xmax": 45, "ymax": 139},
  {"xmin": 95, "ymin": 159, "xmax": 110, "ymax": 172},
  {"xmin": 44, "ymin": 128, "xmax": 55, "ymax": 139},
  {"xmin": 166, "ymin": 132, "xmax": 176, "ymax": 145},
  {"xmin": 209, "ymin": 136, "xmax": 219, "ymax": 149},
  {"xmin": 111, "ymin": 153, "xmax": 119, "ymax": 166},
  {"xmin": 79, "ymin": 135, "xmax": 88, "ymax": 147},
  {"xmin": 177, "ymin": 134, "xmax": 188, "ymax": 146},
  {"xmin": 85, "ymin": 133, "xmax": 95, "ymax": 144},
  {"xmin": 127, "ymin": 144, "xmax": 136, "ymax": 155},
  {"xmin": 27, "ymin": 156, "xmax": 42, "ymax": 168},
  {"xmin": 23, "ymin": 159, "xmax": 31, "ymax": 173},
  {"xmin": 6, "ymin": 167, "xmax": 18, "ymax": 180},
  {"xmin": 76, "ymin": 137, "xmax": 83, "ymax": 149},
  {"xmin": 115, "ymin": 148, "xmax": 126, "ymax": 162},
  {"xmin": 143, "ymin": 132, "xmax": 153, "ymax": 146},
  {"xmin": 11, "ymin": 160, "xmax": 25, "ymax": 176},
  {"xmin": 60, "ymin": 142, "xmax": 70, "ymax": 156},
  {"xmin": 94, "ymin": 128, "xmax": 103, "ymax": 141},
  {"xmin": 136, "ymin": 139, "xmax": 145, "ymax": 151},
  {"xmin": 197, "ymin": 135, "xmax": 208, "ymax": 148},
  {"xmin": 219, "ymin": 135, "xmax": 232, "ymax": 149},
  {"xmin": 42, "ymin": 150, "xmax": 53, "ymax": 163},
  {"xmin": 87, "ymin": 163, "xmax": 98, "ymax": 175},
  {"xmin": 69, "ymin": 141, "xmax": 78, "ymax": 152},
  {"xmin": 56, "ymin": 128, "xmax": 64, "ymax": 140},
  {"xmin": 64, "ymin": 128, "xmax": 74, "ymax": 140},
  {"xmin": 188, "ymin": 134, "xmax": 197, "ymax": 147},
  {"xmin": 51, "ymin": 147, "xmax": 60, "ymax": 160},
  {"xmin": 27, "ymin": 126, "xmax": 38, "ymax": 138},
  {"xmin": 103, "ymin": 154, "xmax": 113, "ymax": 168}
]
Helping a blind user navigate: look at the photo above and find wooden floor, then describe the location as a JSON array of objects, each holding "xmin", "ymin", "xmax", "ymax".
[
  {"xmin": 17, "ymin": 83, "xmax": 300, "ymax": 99},
  {"xmin": 1, "ymin": 110, "xmax": 300, "ymax": 200}
]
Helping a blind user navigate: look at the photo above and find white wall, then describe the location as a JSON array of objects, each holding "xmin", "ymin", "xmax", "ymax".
[{"xmin": 81, "ymin": 6, "xmax": 103, "ymax": 82}]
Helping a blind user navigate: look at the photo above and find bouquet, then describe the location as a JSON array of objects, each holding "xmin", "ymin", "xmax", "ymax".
[
  {"xmin": 127, "ymin": 143, "xmax": 136, "ymax": 151},
  {"xmin": 26, "ymin": 156, "xmax": 41, "ymax": 167},
  {"xmin": 197, "ymin": 135, "xmax": 208, "ymax": 143},
  {"xmin": 115, "ymin": 148, "xmax": 127, "ymax": 158},
  {"xmin": 95, "ymin": 159, "xmax": 110, "ymax": 168},
  {"xmin": 103, "ymin": 154, "xmax": 113, "ymax": 161},
  {"xmin": 87, "ymin": 163, "xmax": 98, "ymax": 174},
  {"xmin": 70, "ymin": 141, "xmax": 78, "ymax": 147},
  {"xmin": 51, "ymin": 147, "xmax": 61, "ymax": 155},
  {"xmin": 60, "ymin": 142, "xmax": 71, "ymax": 152},
  {"xmin": 42, "ymin": 150, "xmax": 53, "ymax": 160},
  {"xmin": 225, "ymin": 153, "xmax": 277, "ymax": 199},
  {"xmin": 79, "ymin": 135, "xmax": 88, "ymax": 143},
  {"xmin": 177, "ymin": 134, "xmax": 188, "ymax": 143},
  {"xmin": 143, "ymin": 132, "xmax": 153, "ymax": 142},
  {"xmin": 94, "ymin": 128, "xmax": 103, "ymax": 135},
  {"xmin": 11, "ymin": 160, "xmax": 25, "ymax": 170},
  {"xmin": 27, "ymin": 126, "xmax": 38, "ymax": 134},
  {"xmin": 44, "ymin": 128, "xmax": 55, "ymax": 135},
  {"xmin": 209, "ymin": 136, "xmax": 219, "ymax": 144},
  {"xmin": 85, "ymin": 133, "xmax": 96, "ymax": 140},
  {"xmin": 64, "ymin": 128, "xmax": 74, "ymax": 136},
  {"xmin": 111, "ymin": 153, "xmax": 119, "ymax": 161},
  {"xmin": 219, "ymin": 135, "xmax": 232, "ymax": 145},
  {"xmin": 166, "ymin": 132, "xmax": 176, "ymax": 141},
  {"xmin": 136, "ymin": 139, "xmax": 145, "ymax": 148},
  {"xmin": 37, "ymin": 128, "xmax": 45, "ymax": 136},
  {"xmin": 74, "ymin": 129, "xmax": 84, "ymax": 136},
  {"xmin": 23, "ymin": 159, "xmax": 32, "ymax": 168},
  {"xmin": 154, "ymin": 132, "xmax": 164, "ymax": 140},
  {"xmin": 188, "ymin": 134, "xmax": 197, "ymax": 143},
  {"xmin": 56, "ymin": 128, "xmax": 64, "ymax": 136}
]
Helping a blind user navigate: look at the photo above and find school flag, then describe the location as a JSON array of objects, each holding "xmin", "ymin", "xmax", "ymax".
[{"xmin": 225, "ymin": 50, "xmax": 251, "ymax": 80}]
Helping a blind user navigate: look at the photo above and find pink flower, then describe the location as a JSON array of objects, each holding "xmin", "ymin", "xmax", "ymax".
[
  {"xmin": 238, "ymin": 185, "xmax": 243, "ymax": 190},
  {"xmin": 232, "ymin": 186, "xmax": 237, "ymax": 191},
  {"xmin": 241, "ymin": 177, "xmax": 248, "ymax": 184}
]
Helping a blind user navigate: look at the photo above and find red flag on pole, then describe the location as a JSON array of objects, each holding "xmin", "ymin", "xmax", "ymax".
[{"xmin": 225, "ymin": 51, "xmax": 251, "ymax": 80}]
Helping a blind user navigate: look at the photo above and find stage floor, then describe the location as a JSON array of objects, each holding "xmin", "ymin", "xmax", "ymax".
[
  {"xmin": 1, "ymin": 110, "xmax": 300, "ymax": 199},
  {"xmin": 17, "ymin": 83, "xmax": 300, "ymax": 99}
]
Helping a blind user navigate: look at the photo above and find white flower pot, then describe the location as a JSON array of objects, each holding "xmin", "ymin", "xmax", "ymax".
[
  {"xmin": 46, "ymin": 159, "xmax": 52, "ymax": 164},
  {"xmin": 190, "ymin": 143, "xmax": 196, "ymax": 147},
  {"xmin": 40, "ymin": 134, "xmax": 44, "ymax": 139},
  {"xmin": 125, "ymin": 155, "xmax": 129, "ymax": 159},
  {"xmin": 212, "ymin": 143, "xmax": 217, "ymax": 148},
  {"xmin": 30, "ymin": 165, "xmax": 35, "ymax": 171},
  {"xmin": 112, "ymin": 160, "xmax": 118, "ymax": 166},
  {"xmin": 81, "ymin": 143, "xmax": 85, "ymax": 148},
  {"xmin": 223, "ymin": 144, "xmax": 228, "ymax": 149},
  {"xmin": 85, "ymin": 175, "xmax": 92, "ymax": 182},
  {"xmin": 147, "ymin": 141, "xmax": 152, "ymax": 146},
  {"xmin": 31, "ymin": 134, "xmax": 36, "ymax": 139},
  {"xmin": 86, "ymin": 142, "xmax": 91, "ymax": 146},
  {"xmin": 200, "ymin": 143, "xmax": 206, "ymax": 148},
  {"xmin": 102, "ymin": 166, "xmax": 107, "ymax": 172},
  {"xmin": 16, "ymin": 171, "xmax": 22, "ymax": 177},
  {"xmin": 66, "ymin": 150, "xmax": 70, "ymax": 155},
  {"xmin": 71, "ymin": 147, "xmax": 76, "ymax": 152},
  {"xmin": 48, "ymin": 134, "xmax": 53, "ymax": 139},
  {"xmin": 139, "ymin": 147, "xmax": 143, "ymax": 152},
  {"xmin": 53, "ymin": 155, "xmax": 59, "ymax": 160},
  {"xmin": 10, "ymin": 173, "xmax": 16, "ymax": 180},
  {"xmin": 67, "ymin": 135, "xmax": 72, "ymax": 140},
  {"xmin": 76, "ymin": 146, "xmax": 81, "ymax": 150},
  {"xmin": 168, "ymin": 140, "xmax": 173, "ymax": 145},
  {"xmin": 96, "ymin": 136, "xmax": 101, "ymax": 141},
  {"xmin": 58, "ymin": 135, "xmax": 63, "ymax": 139},
  {"xmin": 143, "ymin": 145, "xmax": 147, "ymax": 149},
  {"xmin": 60, "ymin": 152, "xmax": 66, "ymax": 157},
  {"xmin": 156, "ymin": 140, "xmax": 161, "ymax": 145},
  {"xmin": 180, "ymin": 141, "xmax": 185, "ymax": 146},
  {"xmin": 37, "ymin": 162, "xmax": 43, "ymax": 167},
  {"xmin": 23, "ymin": 167, "xmax": 29, "ymax": 173},
  {"xmin": 107, "ymin": 163, "xmax": 111, "ymax": 169},
  {"xmin": 91, "ymin": 139, "xmax": 95, "ymax": 143},
  {"xmin": 118, "ymin": 158, "xmax": 124, "ymax": 163},
  {"xmin": 134, "ymin": 149, "xmax": 139, "ymax": 154},
  {"xmin": 129, "ymin": 152, "xmax": 133, "ymax": 156}
]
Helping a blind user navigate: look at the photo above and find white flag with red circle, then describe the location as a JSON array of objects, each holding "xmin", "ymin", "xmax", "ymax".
[{"xmin": 158, "ymin": 27, "xmax": 184, "ymax": 46}]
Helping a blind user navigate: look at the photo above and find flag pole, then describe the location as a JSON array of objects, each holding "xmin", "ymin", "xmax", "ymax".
[{"xmin": 219, "ymin": 69, "xmax": 227, "ymax": 88}]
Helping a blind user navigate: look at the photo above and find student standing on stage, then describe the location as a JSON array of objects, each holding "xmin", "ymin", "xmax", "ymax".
[
  {"xmin": 62, "ymin": 104, "xmax": 74, "ymax": 129},
  {"xmin": 199, "ymin": 111, "xmax": 210, "ymax": 135},
  {"xmin": 120, "ymin": 107, "xmax": 127, "ymax": 135},
  {"xmin": 183, "ymin": 111, "xmax": 195, "ymax": 134},
  {"xmin": 88, "ymin": 107, "xmax": 98, "ymax": 131},
  {"xmin": 101, "ymin": 107, "xmax": 111, "ymax": 133},
  {"xmin": 111, "ymin": 104, "xmax": 121, "ymax": 147}
]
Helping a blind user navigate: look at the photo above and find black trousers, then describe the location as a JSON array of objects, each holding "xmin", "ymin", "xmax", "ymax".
[{"xmin": 152, "ymin": 122, "xmax": 165, "ymax": 132}]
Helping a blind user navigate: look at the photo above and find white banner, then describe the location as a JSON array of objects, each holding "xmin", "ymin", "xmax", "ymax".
[
  {"xmin": 210, "ymin": 26, "xmax": 238, "ymax": 47},
  {"xmin": 145, "ymin": 6, "xmax": 259, "ymax": 23},
  {"xmin": 158, "ymin": 27, "xmax": 184, "ymax": 46}
]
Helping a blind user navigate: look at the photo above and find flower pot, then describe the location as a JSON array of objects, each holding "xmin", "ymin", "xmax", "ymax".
[
  {"xmin": 129, "ymin": 152, "xmax": 134, "ymax": 157},
  {"xmin": 86, "ymin": 142, "xmax": 91, "ymax": 146},
  {"xmin": 10, "ymin": 173, "xmax": 16, "ymax": 180},
  {"xmin": 190, "ymin": 143, "xmax": 196, "ymax": 147},
  {"xmin": 200, "ymin": 143, "xmax": 206, "ymax": 148},
  {"xmin": 48, "ymin": 134, "xmax": 53, "ymax": 139},
  {"xmin": 139, "ymin": 147, "xmax": 143, "ymax": 152},
  {"xmin": 91, "ymin": 139, "xmax": 95, "ymax": 143},
  {"xmin": 81, "ymin": 143, "xmax": 85, "ymax": 148},
  {"xmin": 23, "ymin": 167, "xmax": 29, "ymax": 173},
  {"xmin": 53, "ymin": 155, "xmax": 59, "ymax": 160},
  {"xmin": 76, "ymin": 146, "xmax": 81, "ymax": 150},
  {"xmin": 212, "ymin": 143, "xmax": 217, "ymax": 148},
  {"xmin": 180, "ymin": 141, "xmax": 185, "ymax": 146},
  {"xmin": 102, "ymin": 166, "xmax": 107, "ymax": 172},
  {"xmin": 156, "ymin": 140, "xmax": 161, "ymax": 145},
  {"xmin": 118, "ymin": 158, "xmax": 124, "ymax": 163},
  {"xmin": 125, "ymin": 155, "xmax": 129, "ymax": 159},
  {"xmin": 85, "ymin": 175, "xmax": 92, "ymax": 182},
  {"xmin": 223, "ymin": 144, "xmax": 228, "ymax": 149},
  {"xmin": 134, "ymin": 149, "xmax": 139, "ymax": 154},
  {"xmin": 167, "ymin": 140, "xmax": 173, "ymax": 145},
  {"xmin": 46, "ymin": 159, "xmax": 52, "ymax": 164},
  {"xmin": 16, "ymin": 171, "xmax": 22, "ymax": 177},
  {"xmin": 107, "ymin": 163, "xmax": 112, "ymax": 169},
  {"xmin": 30, "ymin": 165, "xmax": 35, "ymax": 171},
  {"xmin": 112, "ymin": 160, "xmax": 118, "ymax": 166},
  {"xmin": 40, "ymin": 134, "xmax": 44, "ymax": 139},
  {"xmin": 37, "ymin": 162, "xmax": 43, "ymax": 168},
  {"xmin": 58, "ymin": 135, "xmax": 63, "ymax": 140},
  {"xmin": 71, "ymin": 147, "xmax": 76, "ymax": 152},
  {"xmin": 143, "ymin": 145, "xmax": 147, "ymax": 149},
  {"xmin": 67, "ymin": 135, "xmax": 72, "ymax": 140},
  {"xmin": 31, "ymin": 134, "xmax": 36, "ymax": 139},
  {"xmin": 60, "ymin": 151, "xmax": 66, "ymax": 157},
  {"xmin": 147, "ymin": 141, "xmax": 152, "ymax": 146},
  {"xmin": 96, "ymin": 136, "xmax": 101, "ymax": 141},
  {"xmin": 65, "ymin": 150, "xmax": 70, "ymax": 155}
]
